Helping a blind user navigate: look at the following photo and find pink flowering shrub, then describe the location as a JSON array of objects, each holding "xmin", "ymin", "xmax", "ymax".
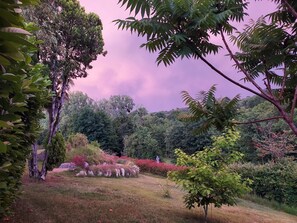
[
  {"xmin": 72, "ymin": 155, "xmax": 86, "ymax": 168},
  {"xmin": 135, "ymin": 159, "xmax": 187, "ymax": 177}
]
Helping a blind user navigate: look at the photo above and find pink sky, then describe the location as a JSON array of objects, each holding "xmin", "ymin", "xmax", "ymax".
[{"xmin": 73, "ymin": 0, "xmax": 276, "ymax": 112}]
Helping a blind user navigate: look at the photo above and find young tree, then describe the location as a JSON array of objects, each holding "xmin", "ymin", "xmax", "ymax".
[
  {"xmin": 169, "ymin": 130, "xmax": 251, "ymax": 222},
  {"xmin": 115, "ymin": 0, "xmax": 297, "ymax": 136},
  {"xmin": 24, "ymin": 0, "xmax": 106, "ymax": 179}
]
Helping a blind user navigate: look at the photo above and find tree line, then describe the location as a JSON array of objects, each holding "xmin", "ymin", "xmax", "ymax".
[{"xmin": 49, "ymin": 91, "xmax": 296, "ymax": 164}]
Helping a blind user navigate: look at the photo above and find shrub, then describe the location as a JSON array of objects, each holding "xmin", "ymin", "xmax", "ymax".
[
  {"xmin": 232, "ymin": 159, "xmax": 297, "ymax": 207},
  {"xmin": 45, "ymin": 132, "xmax": 66, "ymax": 171},
  {"xmin": 135, "ymin": 159, "xmax": 186, "ymax": 177},
  {"xmin": 67, "ymin": 133, "xmax": 89, "ymax": 149},
  {"xmin": 72, "ymin": 155, "xmax": 86, "ymax": 168},
  {"xmin": 66, "ymin": 144, "xmax": 102, "ymax": 165}
]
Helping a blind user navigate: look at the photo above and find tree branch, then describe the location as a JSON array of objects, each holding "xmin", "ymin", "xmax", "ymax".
[
  {"xmin": 282, "ymin": 0, "xmax": 297, "ymax": 19},
  {"xmin": 220, "ymin": 30, "xmax": 272, "ymax": 99},
  {"xmin": 290, "ymin": 86, "xmax": 297, "ymax": 121},
  {"xmin": 198, "ymin": 55, "xmax": 270, "ymax": 101},
  {"xmin": 233, "ymin": 116, "xmax": 283, "ymax": 125},
  {"xmin": 279, "ymin": 64, "xmax": 287, "ymax": 100}
]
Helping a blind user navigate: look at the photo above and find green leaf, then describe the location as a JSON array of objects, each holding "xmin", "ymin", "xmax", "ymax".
[
  {"xmin": 0, "ymin": 182, "xmax": 7, "ymax": 189},
  {"xmin": 0, "ymin": 141, "xmax": 8, "ymax": 153},
  {"xmin": 0, "ymin": 27, "xmax": 31, "ymax": 35},
  {"xmin": 0, "ymin": 120, "xmax": 13, "ymax": 128}
]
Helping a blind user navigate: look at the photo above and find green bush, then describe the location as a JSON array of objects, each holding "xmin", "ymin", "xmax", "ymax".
[
  {"xmin": 0, "ymin": 0, "xmax": 50, "ymax": 218},
  {"xmin": 45, "ymin": 133, "xmax": 66, "ymax": 171},
  {"xmin": 66, "ymin": 144, "xmax": 103, "ymax": 165},
  {"xmin": 232, "ymin": 159, "xmax": 297, "ymax": 207},
  {"xmin": 67, "ymin": 133, "xmax": 89, "ymax": 149}
]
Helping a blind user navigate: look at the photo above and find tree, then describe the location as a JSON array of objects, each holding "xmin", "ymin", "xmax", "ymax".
[
  {"xmin": 165, "ymin": 121, "xmax": 213, "ymax": 156},
  {"xmin": 124, "ymin": 126, "xmax": 160, "ymax": 158},
  {"xmin": 236, "ymin": 96, "xmax": 292, "ymax": 162},
  {"xmin": 169, "ymin": 130, "xmax": 251, "ymax": 222},
  {"xmin": 0, "ymin": 0, "xmax": 50, "ymax": 217},
  {"xmin": 59, "ymin": 91, "xmax": 95, "ymax": 137},
  {"xmin": 115, "ymin": 0, "xmax": 297, "ymax": 136},
  {"xmin": 72, "ymin": 108, "xmax": 118, "ymax": 152},
  {"xmin": 98, "ymin": 95, "xmax": 136, "ymax": 152},
  {"xmin": 24, "ymin": 0, "xmax": 106, "ymax": 178},
  {"xmin": 98, "ymin": 95, "xmax": 135, "ymax": 118},
  {"xmin": 253, "ymin": 126, "xmax": 297, "ymax": 162}
]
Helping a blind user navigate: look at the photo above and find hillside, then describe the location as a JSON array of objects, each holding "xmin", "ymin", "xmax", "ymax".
[{"xmin": 3, "ymin": 171, "xmax": 297, "ymax": 223}]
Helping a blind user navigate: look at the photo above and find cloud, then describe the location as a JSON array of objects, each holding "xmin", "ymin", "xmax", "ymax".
[{"xmin": 74, "ymin": 0, "xmax": 276, "ymax": 112}]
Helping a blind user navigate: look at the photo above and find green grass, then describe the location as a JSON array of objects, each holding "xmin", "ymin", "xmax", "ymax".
[
  {"xmin": 241, "ymin": 194, "xmax": 297, "ymax": 216},
  {"xmin": 2, "ymin": 171, "xmax": 297, "ymax": 223}
]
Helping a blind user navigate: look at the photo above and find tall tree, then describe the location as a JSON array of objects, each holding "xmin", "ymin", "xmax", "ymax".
[
  {"xmin": 72, "ymin": 108, "xmax": 118, "ymax": 152},
  {"xmin": 115, "ymin": 0, "xmax": 297, "ymax": 136},
  {"xmin": 24, "ymin": 0, "xmax": 106, "ymax": 179},
  {"xmin": 59, "ymin": 91, "xmax": 95, "ymax": 137},
  {"xmin": 98, "ymin": 95, "xmax": 135, "ymax": 152}
]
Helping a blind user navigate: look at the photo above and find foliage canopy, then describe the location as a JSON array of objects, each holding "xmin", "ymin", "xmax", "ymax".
[{"xmin": 115, "ymin": 0, "xmax": 297, "ymax": 136}]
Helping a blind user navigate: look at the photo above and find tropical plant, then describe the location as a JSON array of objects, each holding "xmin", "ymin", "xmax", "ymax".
[
  {"xmin": 181, "ymin": 85, "xmax": 240, "ymax": 134},
  {"xmin": 115, "ymin": 0, "xmax": 297, "ymax": 137},
  {"xmin": 24, "ymin": 0, "xmax": 106, "ymax": 179},
  {"xmin": 169, "ymin": 130, "xmax": 251, "ymax": 222}
]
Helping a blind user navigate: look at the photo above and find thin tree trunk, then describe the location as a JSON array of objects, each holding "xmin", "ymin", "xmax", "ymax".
[
  {"xmin": 203, "ymin": 204, "xmax": 208, "ymax": 223},
  {"xmin": 28, "ymin": 143, "xmax": 39, "ymax": 178}
]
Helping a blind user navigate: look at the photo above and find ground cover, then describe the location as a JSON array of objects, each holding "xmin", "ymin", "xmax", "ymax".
[{"xmin": 2, "ymin": 171, "xmax": 297, "ymax": 223}]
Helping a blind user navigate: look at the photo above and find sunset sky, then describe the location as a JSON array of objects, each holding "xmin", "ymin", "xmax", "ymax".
[{"xmin": 74, "ymin": 0, "xmax": 276, "ymax": 112}]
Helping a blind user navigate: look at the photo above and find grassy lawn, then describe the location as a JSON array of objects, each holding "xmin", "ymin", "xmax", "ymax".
[{"xmin": 3, "ymin": 171, "xmax": 297, "ymax": 223}]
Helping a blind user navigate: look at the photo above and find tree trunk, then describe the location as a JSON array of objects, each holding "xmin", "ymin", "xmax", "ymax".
[
  {"xmin": 203, "ymin": 204, "xmax": 208, "ymax": 223},
  {"xmin": 40, "ymin": 77, "xmax": 68, "ymax": 180},
  {"xmin": 28, "ymin": 143, "xmax": 39, "ymax": 178}
]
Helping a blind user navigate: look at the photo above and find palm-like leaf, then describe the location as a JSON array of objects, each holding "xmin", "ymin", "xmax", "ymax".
[
  {"xmin": 181, "ymin": 85, "xmax": 240, "ymax": 134},
  {"xmin": 115, "ymin": 0, "xmax": 248, "ymax": 66}
]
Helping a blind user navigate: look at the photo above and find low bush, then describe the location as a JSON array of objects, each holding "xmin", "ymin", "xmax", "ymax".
[
  {"xmin": 135, "ymin": 159, "xmax": 186, "ymax": 177},
  {"xmin": 72, "ymin": 155, "xmax": 86, "ymax": 168},
  {"xmin": 232, "ymin": 159, "xmax": 297, "ymax": 207},
  {"xmin": 65, "ymin": 144, "xmax": 102, "ymax": 165},
  {"xmin": 67, "ymin": 133, "xmax": 89, "ymax": 149}
]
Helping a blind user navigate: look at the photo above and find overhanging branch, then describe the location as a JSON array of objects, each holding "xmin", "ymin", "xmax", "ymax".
[{"xmin": 233, "ymin": 116, "xmax": 283, "ymax": 125}]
